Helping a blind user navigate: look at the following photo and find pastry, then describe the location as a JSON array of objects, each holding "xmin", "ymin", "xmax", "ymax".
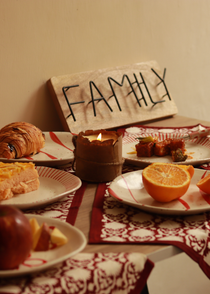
[
  {"xmin": 0, "ymin": 162, "xmax": 39, "ymax": 200},
  {"xmin": 0, "ymin": 122, "xmax": 45, "ymax": 159}
]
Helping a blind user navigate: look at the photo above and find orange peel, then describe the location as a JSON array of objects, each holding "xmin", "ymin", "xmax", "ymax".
[{"xmin": 196, "ymin": 173, "xmax": 210, "ymax": 194}]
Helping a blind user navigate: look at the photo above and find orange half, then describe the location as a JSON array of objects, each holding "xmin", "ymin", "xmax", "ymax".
[
  {"xmin": 142, "ymin": 163, "xmax": 191, "ymax": 203},
  {"xmin": 178, "ymin": 165, "xmax": 194, "ymax": 178},
  {"xmin": 196, "ymin": 173, "xmax": 210, "ymax": 194}
]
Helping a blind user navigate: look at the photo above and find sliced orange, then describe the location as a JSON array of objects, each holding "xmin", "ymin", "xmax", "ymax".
[
  {"xmin": 178, "ymin": 165, "xmax": 194, "ymax": 178},
  {"xmin": 196, "ymin": 173, "xmax": 210, "ymax": 194},
  {"xmin": 142, "ymin": 162, "xmax": 191, "ymax": 202}
]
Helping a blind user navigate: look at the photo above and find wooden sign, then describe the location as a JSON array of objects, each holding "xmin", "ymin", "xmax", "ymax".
[{"xmin": 47, "ymin": 60, "xmax": 178, "ymax": 134}]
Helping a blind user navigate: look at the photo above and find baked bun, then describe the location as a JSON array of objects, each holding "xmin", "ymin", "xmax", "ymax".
[{"xmin": 0, "ymin": 122, "xmax": 45, "ymax": 159}]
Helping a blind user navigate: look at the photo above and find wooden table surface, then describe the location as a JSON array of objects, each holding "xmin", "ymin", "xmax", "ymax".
[{"xmin": 74, "ymin": 115, "xmax": 210, "ymax": 261}]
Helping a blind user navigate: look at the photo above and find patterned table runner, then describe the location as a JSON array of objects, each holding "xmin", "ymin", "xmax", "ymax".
[
  {"xmin": 89, "ymin": 179, "xmax": 210, "ymax": 279},
  {"xmin": 0, "ymin": 169, "xmax": 154, "ymax": 294},
  {"xmin": 0, "ymin": 252, "xmax": 154, "ymax": 294}
]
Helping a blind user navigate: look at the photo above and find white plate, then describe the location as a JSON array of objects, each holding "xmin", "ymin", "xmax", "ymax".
[
  {"xmin": 108, "ymin": 168, "xmax": 210, "ymax": 215},
  {"xmin": 120, "ymin": 125, "xmax": 210, "ymax": 167},
  {"xmin": 0, "ymin": 166, "xmax": 81, "ymax": 209},
  {"xmin": 0, "ymin": 132, "xmax": 75, "ymax": 167},
  {"xmin": 0, "ymin": 214, "xmax": 86, "ymax": 277}
]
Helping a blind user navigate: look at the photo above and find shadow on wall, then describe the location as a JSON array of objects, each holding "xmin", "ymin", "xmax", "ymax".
[{"xmin": 22, "ymin": 83, "xmax": 64, "ymax": 132}]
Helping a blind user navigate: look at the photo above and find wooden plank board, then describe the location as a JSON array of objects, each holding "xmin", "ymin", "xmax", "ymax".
[{"xmin": 47, "ymin": 61, "xmax": 178, "ymax": 133}]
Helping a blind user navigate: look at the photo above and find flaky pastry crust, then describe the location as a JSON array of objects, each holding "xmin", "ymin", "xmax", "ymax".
[{"xmin": 0, "ymin": 122, "xmax": 45, "ymax": 159}]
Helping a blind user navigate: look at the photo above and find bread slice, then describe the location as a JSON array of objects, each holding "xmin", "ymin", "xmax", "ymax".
[{"xmin": 0, "ymin": 162, "xmax": 39, "ymax": 200}]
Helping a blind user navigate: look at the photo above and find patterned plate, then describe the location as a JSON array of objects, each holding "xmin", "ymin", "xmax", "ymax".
[
  {"xmin": 108, "ymin": 168, "xmax": 210, "ymax": 215},
  {"xmin": 0, "ymin": 214, "xmax": 86, "ymax": 277},
  {"xmin": 118, "ymin": 124, "xmax": 210, "ymax": 167},
  {"xmin": 0, "ymin": 132, "xmax": 75, "ymax": 166},
  {"xmin": 0, "ymin": 166, "xmax": 81, "ymax": 209}
]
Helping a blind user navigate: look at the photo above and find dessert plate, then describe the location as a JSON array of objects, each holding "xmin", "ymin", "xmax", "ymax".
[
  {"xmin": 0, "ymin": 166, "xmax": 81, "ymax": 209},
  {"xmin": 118, "ymin": 124, "xmax": 210, "ymax": 167},
  {"xmin": 108, "ymin": 168, "xmax": 210, "ymax": 215},
  {"xmin": 0, "ymin": 214, "xmax": 86, "ymax": 277},
  {"xmin": 0, "ymin": 132, "xmax": 75, "ymax": 167}
]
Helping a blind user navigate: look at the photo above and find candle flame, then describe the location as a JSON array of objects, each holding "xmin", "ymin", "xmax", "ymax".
[{"xmin": 97, "ymin": 133, "xmax": 102, "ymax": 141}]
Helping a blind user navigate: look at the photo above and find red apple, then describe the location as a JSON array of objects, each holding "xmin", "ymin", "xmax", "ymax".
[{"xmin": 0, "ymin": 205, "xmax": 33, "ymax": 270}]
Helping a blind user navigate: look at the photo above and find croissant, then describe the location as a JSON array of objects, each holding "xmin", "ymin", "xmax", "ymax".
[{"xmin": 0, "ymin": 122, "xmax": 45, "ymax": 159}]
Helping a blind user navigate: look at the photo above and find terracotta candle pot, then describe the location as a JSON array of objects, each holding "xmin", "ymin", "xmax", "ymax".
[{"xmin": 73, "ymin": 129, "xmax": 124, "ymax": 182}]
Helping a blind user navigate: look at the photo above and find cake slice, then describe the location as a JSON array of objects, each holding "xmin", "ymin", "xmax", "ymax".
[{"xmin": 0, "ymin": 162, "xmax": 39, "ymax": 200}]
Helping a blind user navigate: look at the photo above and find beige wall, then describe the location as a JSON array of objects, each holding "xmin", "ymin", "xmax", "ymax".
[{"xmin": 0, "ymin": 0, "xmax": 210, "ymax": 131}]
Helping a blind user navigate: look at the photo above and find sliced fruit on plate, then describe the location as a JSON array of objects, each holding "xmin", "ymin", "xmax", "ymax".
[
  {"xmin": 30, "ymin": 217, "xmax": 69, "ymax": 251},
  {"xmin": 196, "ymin": 173, "xmax": 210, "ymax": 194},
  {"xmin": 142, "ymin": 162, "xmax": 191, "ymax": 203},
  {"xmin": 51, "ymin": 227, "xmax": 68, "ymax": 246},
  {"xmin": 33, "ymin": 222, "xmax": 51, "ymax": 251},
  {"xmin": 30, "ymin": 217, "xmax": 40, "ymax": 238},
  {"xmin": 178, "ymin": 164, "xmax": 194, "ymax": 178}
]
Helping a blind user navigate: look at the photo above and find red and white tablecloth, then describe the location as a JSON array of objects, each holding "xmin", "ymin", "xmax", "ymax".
[
  {"xmin": 0, "ymin": 180, "xmax": 154, "ymax": 294},
  {"xmin": 0, "ymin": 252, "xmax": 153, "ymax": 294},
  {"xmin": 89, "ymin": 170, "xmax": 210, "ymax": 279}
]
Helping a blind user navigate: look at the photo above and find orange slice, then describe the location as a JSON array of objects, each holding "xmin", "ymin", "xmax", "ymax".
[
  {"xmin": 178, "ymin": 165, "xmax": 194, "ymax": 178},
  {"xmin": 142, "ymin": 163, "xmax": 191, "ymax": 202},
  {"xmin": 196, "ymin": 173, "xmax": 210, "ymax": 194}
]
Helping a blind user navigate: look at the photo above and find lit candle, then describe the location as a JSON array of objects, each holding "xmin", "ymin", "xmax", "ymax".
[
  {"xmin": 73, "ymin": 129, "xmax": 124, "ymax": 182},
  {"xmin": 83, "ymin": 131, "xmax": 118, "ymax": 144},
  {"xmin": 97, "ymin": 133, "xmax": 102, "ymax": 141}
]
